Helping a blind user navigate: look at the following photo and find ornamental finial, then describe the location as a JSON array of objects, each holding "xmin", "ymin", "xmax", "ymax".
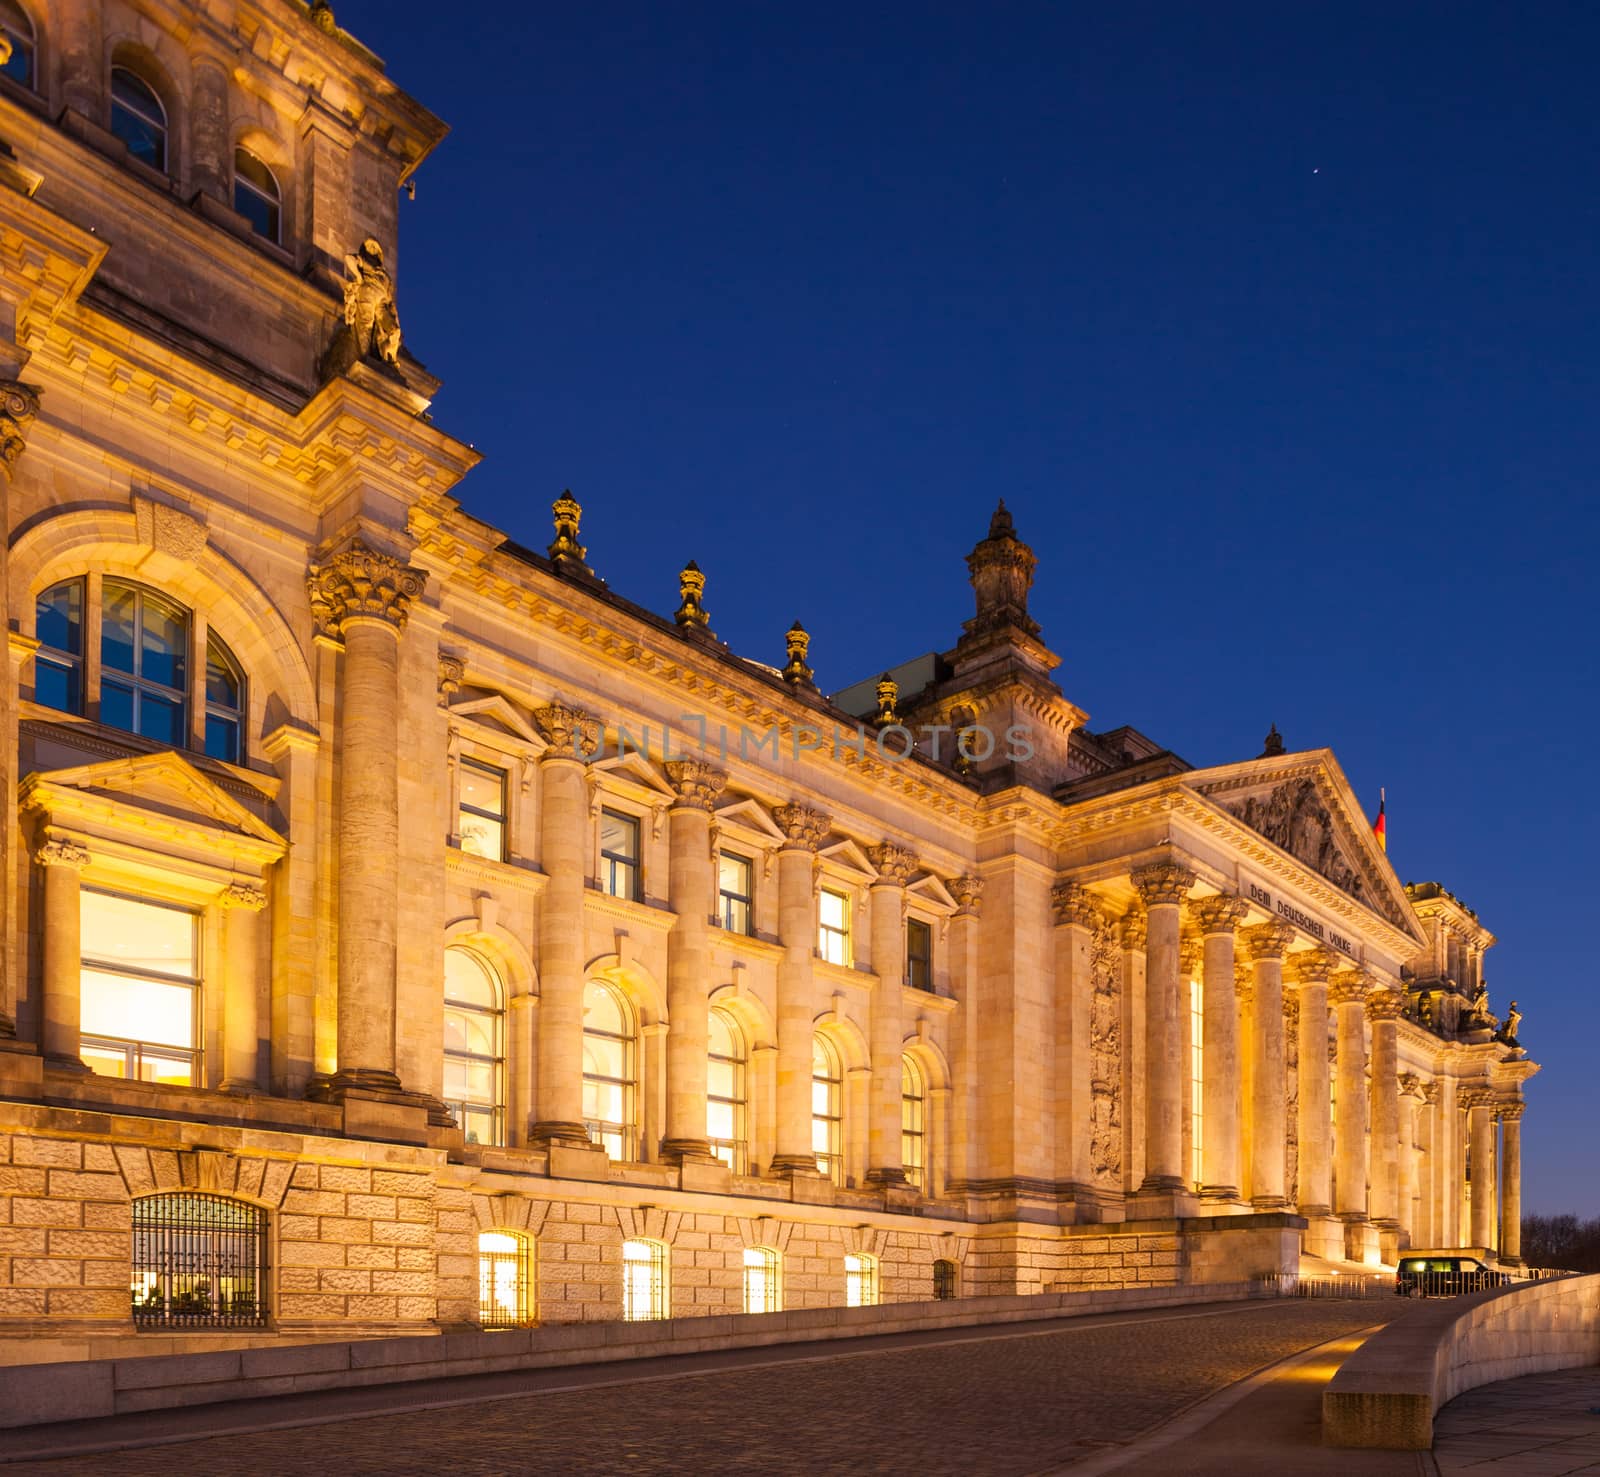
[
  {"xmin": 548, "ymin": 490, "xmax": 591, "ymax": 575},
  {"xmin": 965, "ymin": 499, "xmax": 1039, "ymax": 639},
  {"xmin": 1261, "ymin": 723, "xmax": 1286, "ymax": 758},
  {"xmin": 875, "ymin": 673, "xmax": 899, "ymax": 724},
  {"xmin": 675, "ymin": 560, "xmax": 710, "ymax": 630},
  {"xmin": 783, "ymin": 621, "xmax": 814, "ymax": 688}
]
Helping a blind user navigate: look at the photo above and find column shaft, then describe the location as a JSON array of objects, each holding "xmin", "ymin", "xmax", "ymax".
[
  {"xmin": 1398, "ymin": 1081, "xmax": 1422, "ymax": 1244},
  {"xmin": 1131, "ymin": 863, "xmax": 1194, "ymax": 1195},
  {"xmin": 772, "ymin": 803, "xmax": 828, "ymax": 1174},
  {"xmin": 38, "ymin": 840, "xmax": 89, "ymax": 1068},
  {"xmin": 1292, "ymin": 958, "xmax": 1333, "ymax": 1215},
  {"xmin": 1500, "ymin": 1108, "xmax": 1524, "ymax": 1260},
  {"xmin": 531, "ymin": 752, "xmax": 589, "ymax": 1144},
  {"xmin": 1193, "ymin": 895, "xmax": 1247, "ymax": 1201},
  {"xmin": 866, "ymin": 848, "xmax": 914, "ymax": 1184},
  {"xmin": 1331, "ymin": 973, "xmax": 1370, "ymax": 1219},
  {"xmin": 1368, "ymin": 991, "xmax": 1403, "ymax": 1226},
  {"xmin": 190, "ymin": 59, "xmax": 230, "ymax": 201},
  {"xmin": 1468, "ymin": 1099, "xmax": 1495, "ymax": 1247},
  {"xmin": 1245, "ymin": 923, "xmax": 1294, "ymax": 1207}
]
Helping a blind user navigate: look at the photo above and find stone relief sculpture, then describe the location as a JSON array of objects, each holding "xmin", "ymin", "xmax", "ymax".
[
  {"xmin": 1284, "ymin": 997, "xmax": 1299, "ymax": 1204},
  {"xmin": 1089, "ymin": 915, "xmax": 1123, "ymax": 1184},
  {"xmin": 1226, "ymin": 777, "xmax": 1372, "ymax": 907},
  {"xmin": 321, "ymin": 237, "xmax": 403, "ymax": 380}
]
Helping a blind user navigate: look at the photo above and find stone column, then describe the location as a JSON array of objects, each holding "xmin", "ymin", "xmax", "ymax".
[
  {"xmin": 1498, "ymin": 1102, "xmax": 1524, "ymax": 1262},
  {"xmin": 1052, "ymin": 882, "xmax": 1100, "ymax": 1197},
  {"xmin": 771, "ymin": 804, "xmax": 829, "ymax": 1173},
  {"xmin": 660, "ymin": 759, "xmax": 725, "ymax": 1163},
  {"xmin": 58, "ymin": 4, "xmax": 103, "ymax": 120},
  {"xmin": 1130, "ymin": 861, "xmax": 1195, "ymax": 1196},
  {"xmin": 190, "ymin": 54, "xmax": 231, "ymax": 202},
  {"xmin": 1415, "ymin": 1079, "xmax": 1439, "ymax": 1247},
  {"xmin": 528, "ymin": 703, "xmax": 600, "ymax": 1146},
  {"xmin": 219, "ymin": 882, "xmax": 268, "ymax": 1092},
  {"xmin": 36, "ymin": 837, "xmax": 89, "ymax": 1070},
  {"xmin": 1397, "ymin": 1074, "xmax": 1424, "ymax": 1246},
  {"xmin": 1466, "ymin": 1089, "xmax": 1496, "ymax": 1248},
  {"xmin": 1288, "ymin": 948, "xmax": 1336, "ymax": 1217},
  {"xmin": 1191, "ymin": 895, "xmax": 1247, "ymax": 1201},
  {"xmin": 1119, "ymin": 907, "xmax": 1148, "ymax": 1195},
  {"xmin": 1329, "ymin": 969, "xmax": 1371, "ymax": 1221},
  {"xmin": 866, "ymin": 843, "xmax": 916, "ymax": 1186},
  {"xmin": 1434, "ymin": 1070, "xmax": 1458, "ymax": 1245},
  {"xmin": 1242, "ymin": 922, "xmax": 1295, "ymax": 1208},
  {"xmin": 308, "ymin": 543, "xmax": 426, "ymax": 1099},
  {"xmin": 1367, "ymin": 986, "xmax": 1404, "ymax": 1230},
  {"xmin": 946, "ymin": 876, "xmax": 984, "ymax": 1190}
]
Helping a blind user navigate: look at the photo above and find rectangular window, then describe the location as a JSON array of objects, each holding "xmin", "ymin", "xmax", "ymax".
[
  {"xmin": 1189, "ymin": 975, "xmax": 1204, "ymax": 1191},
  {"xmin": 906, "ymin": 917, "xmax": 933, "ymax": 991},
  {"xmin": 600, "ymin": 809, "xmax": 640, "ymax": 901},
  {"xmin": 845, "ymin": 1253, "xmax": 878, "ymax": 1308},
  {"xmin": 622, "ymin": 1240, "xmax": 667, "ymax": 1321},
  {"xmin": 79, "ymin": 890, "xmax": 199, "ymax": 1086},
  {"xmin": 818, "ymin": 887, "xmax": 850, "ymax": 966},
  {"xmin": 458, "ymin": 759, "xmax": 508, "ymax": 862},
  {"xmin": 717, "ymin": 851, "xmax": 753, "ymax": 934}
]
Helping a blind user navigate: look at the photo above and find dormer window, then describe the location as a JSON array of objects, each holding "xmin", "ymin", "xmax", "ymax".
[
  {"xmin": 111, "ymin": 68, "xmax": 168, "ymax": 174},
  {"xmin": 0, "ymin": 1, "xmax": 35, "ymax": 91},
  {"xmin": 233, "ymin": 148, "xmax": 281, "ymax": 243}
]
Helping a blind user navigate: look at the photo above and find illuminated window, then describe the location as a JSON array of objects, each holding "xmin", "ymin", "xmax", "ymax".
[
  {"xmin": 707, "ymin": 1008, "xmax": 747, "ymax": 1173},
  {"xmin": 132, "ymin": 1193, "xmax": 267, "ymax": 1328},
  {"xmin": 742, "ymin": 1246, "xmax": 780, "ymax": 1314},
  {"xmin": 906, "ymin": 917, "xmax": 933, "ymax": 991},
  {"xmin": 812, "ymin": 1035, "xmax": 843, "ymax": 1184},
  {"xmin": 1189, "ymin": 974, "xmax": 1204, "ymax": 1190},
  {"xmin": 0, "ymin": 1, "xmax": 35, "ymax": 90},
  {"xmin": 34, "ymin": 578, "xmax": 246, "ymax": 764},
  {"xmin": 233, "ymin": 147, "xmax": 281, "ymax": 243},
  {"xmin": 845, "ymin": 1252, "xmax": 878, "ymax": 1307},
  {"xmin": 443, "ymin": 948, "xmax": 504, "ymax": 1145},
  {"xmin": 600, "ymin": 810, "xmax": 640, "ymax": 901},
  {"xmin": 80, "ymin": 890, "xmax": 199, "ymax": 1086},
  {"xmin": 582, "ymin": 980, "xmax": 635, "ymax": 1160},
  {"xmin": 622, "ymin": 1238, "xmax": 667, "ymax": 1321},
  {"xmin": 458, "ymin": 759, "xmax": 508, "ymax": 861},
  {"xmin": 901, "ymin": 1055, "xmax": 925, "ymax": 1191},
  {"xmin": 717, "ymin": 851, "xmax": 753, "ymax": 934},
  {"xmin": 111, "ymin": 67, "xmax": 167, "ymax": 173},
  {"xmin": 933, "ymin": 1258, "xmax": 958, "ymax": 1300},
  {"xmin": 477, "ymin": 1231, "xmax": 532, "ymax": 1327},
  {"xmin": 818, "ymin": 887, "xmax": 850, "ymax": 966}
]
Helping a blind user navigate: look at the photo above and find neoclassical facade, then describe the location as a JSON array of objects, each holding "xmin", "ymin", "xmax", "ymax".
[{"xmin": 0, "ymin": 0, "xmax": 1538, "ymax": 1346}]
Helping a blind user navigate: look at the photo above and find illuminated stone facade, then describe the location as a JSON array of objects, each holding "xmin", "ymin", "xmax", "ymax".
[{"xmin": 0, "ymin": 0, "xmax": 1538, "ymax": 1349}]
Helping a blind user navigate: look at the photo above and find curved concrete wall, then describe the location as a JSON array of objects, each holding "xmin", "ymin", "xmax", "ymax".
[{"xmin": 1324, "ymin": 1273, "xmax": 1600, "ymax": 1449}]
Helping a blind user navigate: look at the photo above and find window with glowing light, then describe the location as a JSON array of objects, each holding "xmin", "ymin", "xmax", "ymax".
[
  {"xmin": 457, "ymin": 759, "xmax": 508, "ymax": 861},
  {"xmin": 812, "ymin": 1035, "xmax": 843, "ymax": 1184},
  {"xmin": 845, "ymin": 1252, "xmax": 878, "ymax": 1307},
  {"xmin": 80, "ymin": 890, "xmax": 199, "ymax": 1085},
  {"xmin": 706, "ymin": 1008, "xmax": 748, "ymax": 1173},
  {"xmin": 477, "ymin": 1230, "xmax": 532, "ymax": 1327},
  {"xmin": 901, "ymin": 1055, "xmax": 926, "ymax": 1191},
  {"xmin": 818, "ymin": 887, "xmax": 850, "ymax": 966},
  {"xmin": 717, "ymin": 851, "xmax": 753, "ymax": 934},
  {"xmin": 742, "ymin": 1246, "xmax": 780, "ymax": 1314},
  {"xmin": 443, "ymin": 948, "xmax": 504, "ymax": 1145},
  {"xmin": 600, "ymin": 810, "xmax": 640, "ymax": 901},
  {"xmin": 582, "ymin": 980, "xmax": 636, "ymax": 1160},
  {"xmin": 622, "ymin": 1238, "xmax": 667, "ymax": 1320}
]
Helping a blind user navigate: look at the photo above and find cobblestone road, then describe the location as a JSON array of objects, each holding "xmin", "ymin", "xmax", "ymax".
[{"xmin": 6, "ymin": 1301, "xmax": 1402, "ymax": 1476}]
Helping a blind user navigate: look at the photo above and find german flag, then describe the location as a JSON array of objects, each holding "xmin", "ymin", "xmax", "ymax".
[{"xmin": 1373, "ymin": 788, "xmax": 1387, "ymax": 852}]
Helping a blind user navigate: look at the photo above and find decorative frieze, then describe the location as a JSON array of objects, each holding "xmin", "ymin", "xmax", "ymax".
[{"xmin": 307, "ymin": 541, "xmax": 427, "ymax": 637}]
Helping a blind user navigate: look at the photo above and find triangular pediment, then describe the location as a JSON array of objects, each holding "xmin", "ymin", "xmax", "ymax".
[
  {"xmin": 712, "ymin": 797, "xmax": 787, "ymax": 843},
  {"xmin": 19, "ymin": 751, "xmax": 286, "ymax": 851},
  {"xmin": 446, "ymin": 694, "xmax": 546, "ymax": 751},
  {"xmin": 818, "ymin": 837, "xmax": 876, "ymax": 878},
  {"xmin": 589, "ymin": 750, "xmax": 675, "ymax": 800},
  {"xmin": 907, "ymin": 873, "xmax": 959, "ymax": 912},
  {"xmin": 1185, "ymin": 750, "xmax": 1414, "ymax": 933}
]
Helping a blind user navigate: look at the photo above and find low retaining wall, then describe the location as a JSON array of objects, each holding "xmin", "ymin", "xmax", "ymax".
[
  {"xmin": 1322, "ymin": 1273, "xmax": 1600, "ymax": 1449},
  {"xmin": 0, "ymin": 1279, "xmax": 1268, "ymax": 1431}
]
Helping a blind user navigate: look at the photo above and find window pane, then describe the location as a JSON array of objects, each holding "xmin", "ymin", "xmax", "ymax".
[
  {"xmin": 82, "ymin": 892, "xmax": 196, "ymax": 978},
  {"xmin": 460, "ymin": 763, "xmax": 506, "ymax": 819},
  {"xmin": 600, "ymin": 811, "xmax": 638, "ymax": 860},
  {"xmin": 444, "ymin": 949, "xmax": 499, "ymax": 1008},
  {"xmin": 136, "ymin": 1051, "xmax": 194, "ymax": 1088},
  {"xmin": 37, "ymin": 582, "xmax": 81, "ymax": 656},
  {"xmin": 81, "ymin": 1043, "xmax": 129, "ymax": 1078},
  {"xmin": 708, "ymin": 1012, "xmax": 736, "ymax": 1058},
  {"xmin": 722, "ymin": 896, "xmax": 750, "ymax": 933},
  {"xmin": 583, "ymin": 982, "xmax": 627, "ymax": 1035},
  {"xmin": 718, "ymin": 853, "xmax": 750, "ymax": 896},
  {"xmin": 138, "ymin": 692, "xmax": 186, "ymax": 747},
  {"xmin": 819, "ymin": 890, "xmax": 846, "ymax": 929},
  {"xmin": 583, "ymin": 1035, "xmax": 626, "ymax": 1080},
  {"xmin": 34, "ymin": 657, "xmax": 79, "ymax": 715},
  {"xmin": 206, "ymin": 641, "xmax": 241, "ymax": 707},
  {"xmin": 706, "ymin": 1101, "xmax": 736, "ymax": 1139},
  {"xmin": 111, "ymin": 70, "xmax": 166, "ymax": 171},
  {"xmin": 460, "ymin": 815, "xmax": 504, "ymax": 861},
  {"xmin": 0, "ymin": 30, "xmax": 31, "ymax": 89},
  {"xmin": 139, "ymin": 596, "xmax": 186, "ymax": 690},
  {"xmin": 582, "ymin": 1078, "xmax": 626, "ymax": 1125},
  {"xmin": 204, "ymin": 715, "xmax": 240, "ymax": 764},
  {"xmin": 100, "ymin": 678, "xmax": 134, "ymax": 734},
  {"xmin": 102, "ymin": 585, "xmax": 137, "ymax": 674},
  {"xmin": 80, "ymin": 970, "xmax": 194, "ymax": 1049},
  {"xmin": 443, "ymin": 1005, "xmax": 496, "ymax": 1057},
  {"xmin": 707, "ymin": 1059, "xmax": 736, "ymax": 1099},
  {"xmin": 443, "ymin": 1057, "xmax": 496, "ymax": 1103}
]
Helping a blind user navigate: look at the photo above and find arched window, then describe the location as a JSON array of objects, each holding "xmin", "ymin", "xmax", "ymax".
[
  {"xmin": 812, "ymin": 1034, "xmax": 843, "ymax": 1185},
  {"xmin": 621, "ymin": 1238, "xmax": 667, "ymax": 1321},
  {"xmin": 477, "ymin": 1230, "xmax": 532, "ymax": 1327},
  {"xmin": 933, "ymin": 1258, "xmax": 958, "ymax": 1300},
  {"xmin": 443, "ymin": 948, "xmax": 504, "ymax": 1146},
  {"xmin": 845, "ymin": 1252, "xmax": 878, "ymax": 1308},
  {"xmin": 132, "ymin": 1192, "xmax": 267, "ymax": 1328},
  {"xmin": 901, "ymin": 1054, "xmax": 925, "ymax": 1191},
  {"xmin": 707, "ymin": 1008, "xmax": 747, "ymax": 1173},
  {"xmin": 742, "ymin": 1246, "xmax": 780, "ymax": 1314},
  {"xmin": 34, "ymin": 577, "xmax": 247, "ymax": 763},
  {"xmin": 582, "ymin": 979, "xmax": 636, "ymax": 1160},
  {"xmin": 0, "ymin": 0, "xmax": 36, "ymax": 90},
  {"xmin": 111, "ymin": 67, "xmax": 168, "ymax": 173},
  {"xmin": 233, "ymin": 146, "xmax": 281, "ymax": 242}
]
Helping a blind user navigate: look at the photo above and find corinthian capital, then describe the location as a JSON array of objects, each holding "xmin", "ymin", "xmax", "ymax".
[
  {"xmin": 1242, "ymin": 920, "xmax": 1296, "ymax": 963},
  {"xmin": 773, "ymin": 802, "xmax": 830, "ymax": 852},
  {"xmin": 1421, "ymin": 1078, "xmax": 1441, "ymax": 1106},
  {"xmin": 218, "ymin": 881, "xmax": 268, "ymax": 911},
  {"xmin": 0, "ymin": 379, "xmax": 42, "ymax": 471},
  {"xmin": 532, "ymin": 702, "xmax": 601, "ymax": 760},
  {"xmin": 1365, "ymin": 985, "xmax": 1405, "ymax": 1022},
  {"xmin": 1327, "ymin": 968, "xmax": 1372, "ymax": 1007},
  {"xmin": 867, "ymin": 843, "xmax": 918, "ymax": 887},
  {"xmin": 1495, "ymin": 1100, "xmax": 1525, "ymax": 1123},
  {"xmin": 307, "ymin": 540, "xmax": 426, "ymax": 637},
  {"xmin": 664, "ymin": 758, "xmax": 726, "ymax": 811},
  {"xmin": 1398, "ymin": 1072, "xmax": 1424, "ymax": 1101},
  {"xmin": 1119, "ymin": 906, "xmax": 1148, "ymax": 951},
  {"xmin": 35, "ymin": 837, "xmax": 89, "ymax": 870},
  {"xmin": 1190, "ymin": 893, "xmax": 1248, "ymax": 936},
  {"xmin": 1286, "ymin": 946, "xmax": 1340, "ymax": 986},
  {"xmin": 950, "ymin": 874, "xmax": 985, "ymax": 916},
  {"xmin": 1051, "ymin": 880, "xmax": 1100, "ymax": 929},
  {"xmin": 1129, "ymin": 862, "xmax": 1195, "ymax": 907}
]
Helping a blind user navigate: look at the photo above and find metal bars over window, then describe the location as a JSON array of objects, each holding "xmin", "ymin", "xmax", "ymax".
[
  {"xmin": 131, "ymin": 1193, "xmax": 268, "ymax": 1329},
  {"xmin": 478, "ymin": 1231, "xmax": 534, "ymax": 1327}
]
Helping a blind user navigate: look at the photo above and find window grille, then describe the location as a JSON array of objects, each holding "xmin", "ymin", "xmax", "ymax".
[
  {"xmin": 845, "ymin": 1252, "xmax": 878, "ymax": 1307},
  {"xmin": 478, "ymin": 1231, "xmax": 533, "ymax": 1327},
  {"xmin": 622, "ymin": 1239, "xmax": 667, "ymax": 1320},
  {"xmin": 743, "ymin": 1246, "xmax": 780, "ymax": 1314},
  {"xmin": 933, "ymin": 1258, "xmax": 958, "ymax": 1300},
  {"xmin": 132, "ymin": 1193, "xmax": 267, "ymax": 1329}
]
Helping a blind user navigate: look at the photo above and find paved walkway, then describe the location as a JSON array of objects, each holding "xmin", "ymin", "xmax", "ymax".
[
  {"xmin": 1433, "ymin": 1366, "xmax": 1600, "ymax": 1474},
  {"xmin": 0, "ymin": 1300, "xmax": 1398, "ymax": 1474}
]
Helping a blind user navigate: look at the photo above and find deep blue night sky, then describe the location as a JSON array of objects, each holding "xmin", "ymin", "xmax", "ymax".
[{"xmin": 341, "ymin": 1, "xmax": 1598, "ymax": 1213}]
